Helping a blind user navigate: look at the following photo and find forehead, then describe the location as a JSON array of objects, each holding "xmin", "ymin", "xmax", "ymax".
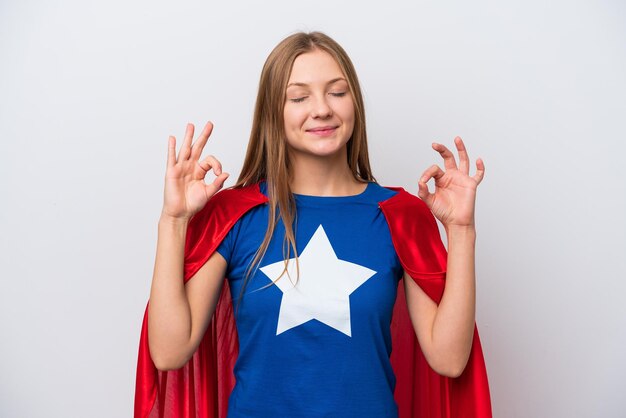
[{"xmin": 287, "ymin": 49, "xmax": 346, "ymax": 85}]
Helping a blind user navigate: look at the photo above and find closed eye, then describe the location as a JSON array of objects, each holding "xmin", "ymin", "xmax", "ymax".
[
  {"xmin": 330, "ymin": 92, "xmax": 347, "ymax": 97},
  {"xmin": 289, "ymin": 96, "xmax": 307, "ymax": 103}
]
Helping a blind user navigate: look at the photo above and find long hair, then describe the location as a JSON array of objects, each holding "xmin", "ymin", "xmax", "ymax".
[{"xmin": 232, "ymin": 31, "xmax": 375, "ymax": 310}]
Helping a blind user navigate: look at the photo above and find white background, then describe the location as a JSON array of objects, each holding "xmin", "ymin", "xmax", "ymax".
[{"xmin": 1, "ymin": 1, "xmax": 625, "ymax": 417}]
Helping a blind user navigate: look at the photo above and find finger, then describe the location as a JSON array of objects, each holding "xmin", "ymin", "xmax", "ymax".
[
  {"xmin": 417, "ymin": 180, "xmax": 432, "ymax": 203},
  {"xmin": 190, "ymin": 121, "xmax": 214, "ymax": 161},
  {"xmin": 455, "ymin": 136, "xmax": 470, "ymax": 174},
  {"xmin": 197, "ymin": 155, "xmax": 223, "ymax": 176},
  {"xmin": 432, "ymin": 142, "xmax": 458, "ymax": 170},
  {"xmin": 420, "ymin": 164, "xmax": 446, "ymax": 184},
  {"xmin": 166, "ymin": 136, "xmax": 177, "ymax": 168},
  {"xmin": 473, "ymin": 158, "xmax": 485, "ymax": 184},
  {"xmin": 205, "ymin": 172, "xmax": 230, "ymax": 197},
  {"xmin": 178, "ymin": 123, "xmax": 194, "ymax": 162}
]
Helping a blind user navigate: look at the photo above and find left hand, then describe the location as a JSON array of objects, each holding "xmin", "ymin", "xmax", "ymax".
[{"xmin": 417, "ymin": 137, "xmax": 485, "ymax": 228}]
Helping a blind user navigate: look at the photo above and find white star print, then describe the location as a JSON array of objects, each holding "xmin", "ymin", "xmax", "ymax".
[{"xmin": 260, "ymin": 225, "xmax": 376, "ymax": 337}]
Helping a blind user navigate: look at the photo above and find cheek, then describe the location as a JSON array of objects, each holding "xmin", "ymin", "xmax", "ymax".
[
  {"xmin": 339, "ymin": 98, "xmax": 355, "ymax": 119},
  {"xmin": 341, "ymin": 103, "xmax": 356, "ymax": 128},
  {"xmin": 283, "ymin": 107, "xmax": 304, "ymax": 130}
]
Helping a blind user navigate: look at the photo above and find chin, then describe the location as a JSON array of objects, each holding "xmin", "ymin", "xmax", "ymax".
[
  {"xmin": 304, "ymin": 142, "xmax": 349, "ymax": 158},
  {"xmin": 287, "ymin": 132, "xmax": 351, "ymax": 159}
]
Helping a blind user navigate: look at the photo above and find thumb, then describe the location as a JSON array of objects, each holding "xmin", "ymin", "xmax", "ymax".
[
  {"xmin": 205, "ymin": 172, "xmax": 230, "ymax": 198},
  {"xmin": 417, "ymin": 180, "xmax": 431, "ymax": 203}
]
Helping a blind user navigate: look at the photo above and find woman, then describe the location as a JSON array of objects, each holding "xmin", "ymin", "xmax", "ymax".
[{"xmin": 135, "ymin": 32, "xmax": 491, "ymax": 418}]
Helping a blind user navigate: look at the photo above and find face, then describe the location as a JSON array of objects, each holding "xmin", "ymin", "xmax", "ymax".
[{"xmin": 283, "ymin": 49, "xmax": 355, "ymax": 161}]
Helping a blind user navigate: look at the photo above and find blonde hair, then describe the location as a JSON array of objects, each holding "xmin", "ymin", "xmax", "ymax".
[{"xmin": 232, "ymin": 31, "xmax": 375, "ymax": 310}]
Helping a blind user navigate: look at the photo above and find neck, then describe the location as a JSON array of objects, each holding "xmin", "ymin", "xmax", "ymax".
[{"xmin": 289, "ymin": 150, "xmax": 366, "ymax": 196}]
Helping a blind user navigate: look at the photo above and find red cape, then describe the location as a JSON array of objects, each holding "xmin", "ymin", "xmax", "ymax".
[{"xmin": 135, "ymin": 183, "xmax": 492, "ymax": 418}]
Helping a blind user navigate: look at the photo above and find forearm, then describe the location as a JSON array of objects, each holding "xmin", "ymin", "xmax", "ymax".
[
  {"xmin": 147, "ymin": 215, "xmax": 193, "ymax": 369},
  {"xmin": 431, "ymin": 225, "xmax": 476, "ymax": 375}
]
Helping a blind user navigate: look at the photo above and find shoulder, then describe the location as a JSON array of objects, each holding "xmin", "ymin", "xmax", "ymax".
[
  {"xmin": 209, "ymin": 183, "xmax": 267, "ymax": 207},
  {"xmin": 363, "ymin": 181, "xmax": 398, "ymax": 202},
  {"xmin": 378, "ymin": 186, "xmax": 446, "ymax": 280},
  {"xmin": 379, "ymin": 185, "xmax": 432, "ymax": 219},
  {"xmin": 189, "ymin": 183, "xmax": 268, "ymax": 230}
]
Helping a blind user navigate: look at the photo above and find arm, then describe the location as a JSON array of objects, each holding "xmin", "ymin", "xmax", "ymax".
[
  {"xmin": 147, "ymin": 122, "xmax": 230, "ymax": 371},
  {"xmin": 148, "ymin": 219, "xmax": 227, "ymax": 370},
  {"xmin": 404, "ymin": 137, "xmax": 485, "ymax": 378}
]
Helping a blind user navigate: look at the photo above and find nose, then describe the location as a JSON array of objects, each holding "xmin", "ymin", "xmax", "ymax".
[{"xmin": 310, "ymin": 95, "xmax": 333, "ymax": 119}]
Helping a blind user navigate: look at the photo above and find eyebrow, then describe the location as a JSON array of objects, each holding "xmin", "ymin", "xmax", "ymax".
[{"xmin": 286, "ymin": 77, "xmax": 347, "ymax": 88}]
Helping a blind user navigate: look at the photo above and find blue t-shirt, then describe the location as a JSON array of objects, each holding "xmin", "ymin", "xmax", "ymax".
[{"xmin": 216, "ymin": 182, "xmax": 403, "ymax": 418}]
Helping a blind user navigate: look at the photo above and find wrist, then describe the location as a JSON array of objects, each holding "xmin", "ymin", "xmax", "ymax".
[
  {"xmin": 159, "ymin": 212, "xmax": 192, "ymax": 228},
  {"xmin": 445, "ymin": 224, "xmax": 477, "ymax": 240}
]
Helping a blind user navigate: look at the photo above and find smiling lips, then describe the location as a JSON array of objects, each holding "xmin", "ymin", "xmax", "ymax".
[{"xmin": 306, "ymin": 126, "xmax": 338, "ymax": 136}]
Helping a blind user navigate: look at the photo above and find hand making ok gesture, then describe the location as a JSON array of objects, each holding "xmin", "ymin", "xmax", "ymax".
[
  {"xmin": 417, "ymin": 137, "xmax": 485, "ymax": 228},
  {"xmin": 161, "ymin": 122, "xmax": 229, "ymax": 221}
]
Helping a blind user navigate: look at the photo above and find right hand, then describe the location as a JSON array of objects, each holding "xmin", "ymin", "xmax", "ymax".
[{"xmin": 161, "ymin": 121, "xmax": 229, "ymax": 221}]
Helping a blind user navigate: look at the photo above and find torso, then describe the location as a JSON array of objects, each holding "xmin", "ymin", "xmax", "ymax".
[{"xmin": 216, "ymin": 181, "xmax": 403, "ymax": 418}]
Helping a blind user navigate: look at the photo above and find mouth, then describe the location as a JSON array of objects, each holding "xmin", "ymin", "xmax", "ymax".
[{"xmin": 306, "ymin": 126, "xmax": 338, "ymax": 136}]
